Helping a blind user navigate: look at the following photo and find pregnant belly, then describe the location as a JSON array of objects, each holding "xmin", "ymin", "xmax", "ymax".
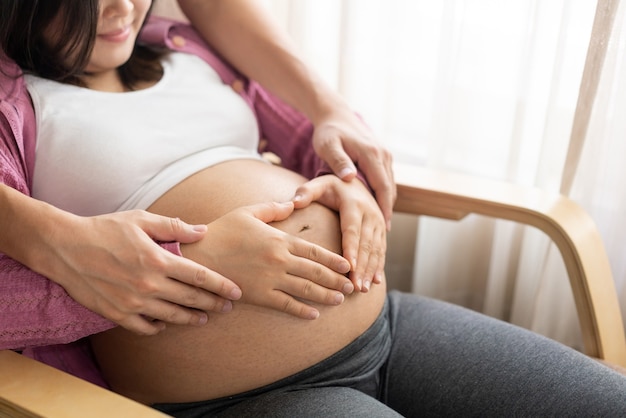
[{"xmin": 89, "ymin": 159, "xmax": 386, "ymax": 404}]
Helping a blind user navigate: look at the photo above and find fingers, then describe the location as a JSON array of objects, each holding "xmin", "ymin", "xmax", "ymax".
[
  {"xmin": 353, "ymin": 223, "xmax": 386, "ymax": 292},
  {"xmin": 133, "ymin": 202, "xmax": 298, "ymax": 249},
  {"xmin": 357, "ymin": 151, "xmax": 396, "ymax": 231},
  {"xmin": 338, "ymin": 209, "xmax": 362, "ymax": 289},
  {"xmin": 244, "ymin": 201, "xmax": 295, "ymax": 223},
  {"xmin": 92, "ymin": 293, "xmax": 173, "ymax": 336},
  {"xmin": 151, "ymin": 271, "xmax": 238, "ymax": 316},
  {"xmin": 262, "ymin": 293, "xmax": 321, "ymax": 320},
  {"xmin": 246, "ymin": 279, "xmax": 345, "ymax": 321},
  {"xmin": 117, "ymin": 315, "xmax": 166, "ymax": 336},
  {"xmin": 291, "ymin": 176, "xmax": 344, "ymax": 212},
  {"xmin": 288, "ymin": 238, "xmax": 351, "ymax": 282},
  {"xmin": 291, "ymin": 177, "xmax": 326, "ymax": 209},
  {"xmin": 344, "ymin": 225, "xmax": 382, "ymax": 291},
  {"xmin": 287, "ymin": 242, "xmax": 354, "ymax": 300},
  {"xmin": 315, "ymin": 136, "xmax": 358, "ymax": 182},
  {"xmin": 337, "ymin": 201, "xmax": 386, "ymax": 292},
  {"xmin": 149, "ymin": 255, "xmax": 242, "ymax": 324},
  {"xmin": 288, "ymin": 257, "xmax": 354, "ymax": 295},
  {"xmin": 108, "ymin": 300, "xmax": 208, "ymax": 336},
  {"xmin": 98, "ymin": 275, "xmax": 238, "ymax": 335},
  {"xmin": 165, "ymin": 254, "xmax": 242, "ymax": 301},
  {"xmin": 105, "ymin": 253, "xmax": 242, "ymax": 333},
  {"xmin": 281, "ymin": 274, "xmax": 345, "ymax": 307},
  {"xmin": 137, "ymin": 211, "xmax": 209, "ymax": 244}
]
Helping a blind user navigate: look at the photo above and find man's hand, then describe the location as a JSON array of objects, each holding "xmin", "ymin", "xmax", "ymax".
[
  {"xmin": 312, "ymin": 109, "xmax": 396, "ymax": 230},
  {"xmin": 40, "ymin": 210, "xmax": 242, "ymax": 335}
]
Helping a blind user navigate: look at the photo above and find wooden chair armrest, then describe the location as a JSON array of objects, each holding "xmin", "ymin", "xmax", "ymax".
[
  {"xmin": 0, "ymin": 350, "xmax": 166, "ymax": 418},
  {"xmin": 392, "ymin": 162, "xmax": 626, "ymax": 366}
]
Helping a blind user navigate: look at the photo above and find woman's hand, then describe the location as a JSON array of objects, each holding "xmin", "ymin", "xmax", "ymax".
[
  {"xmin": 38, "ymin": 210, "xmax": 243, "ymax": 335},
  {"xmin": 180, "ymin": 201, "xmax": 354, "ymax": 320},
  {"xmin": 312, "ymin": 109, "xmax": 396, "ymax": 231},
  {"xmin": 292, "ymin": 175, "xmax": 386, "ymax": 292}
]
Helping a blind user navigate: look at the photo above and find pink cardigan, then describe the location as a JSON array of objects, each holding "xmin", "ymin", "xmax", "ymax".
[{"xmin": 0, "ymin": 16, "xmax": 336, "ymax": 386}]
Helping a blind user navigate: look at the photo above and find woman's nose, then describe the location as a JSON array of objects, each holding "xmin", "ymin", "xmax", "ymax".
[{"xmin": 101, "ymin": 0, "xmax": 134, "ymax": 19}]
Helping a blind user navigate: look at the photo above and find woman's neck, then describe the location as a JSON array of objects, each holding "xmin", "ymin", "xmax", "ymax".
[
  {"xmin": 81, "ymin": 69, "xmax": 127, "ymax": 92},
  {"xmin": 81, "ymin": 69, "xmax": 157, "ymax": 93}
]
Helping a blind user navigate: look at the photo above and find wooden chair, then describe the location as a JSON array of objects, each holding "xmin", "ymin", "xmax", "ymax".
[{"xmin": 1, "ymin": 162, "xmax": 625, "ymax": 417}]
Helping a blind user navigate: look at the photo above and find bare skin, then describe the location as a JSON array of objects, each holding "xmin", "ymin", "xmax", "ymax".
[{"xmin": 89, "ymin": 159, "xmax": 386, "ymax": 405}]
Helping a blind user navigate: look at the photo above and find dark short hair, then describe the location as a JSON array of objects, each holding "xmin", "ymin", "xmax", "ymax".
[{"xmin": 0, "ymin": 0, "xmax": 163, "ymax": 90}]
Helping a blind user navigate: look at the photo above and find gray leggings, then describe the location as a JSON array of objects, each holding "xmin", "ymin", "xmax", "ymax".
[{"xmin": 154, "ymin": 291, "xmax": 626, "ymax": 417}]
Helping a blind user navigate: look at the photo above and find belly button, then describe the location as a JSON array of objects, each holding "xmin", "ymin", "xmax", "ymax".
[{"xmin": 299, "ymin": 224, "xmax": 311, "ymax": 233}]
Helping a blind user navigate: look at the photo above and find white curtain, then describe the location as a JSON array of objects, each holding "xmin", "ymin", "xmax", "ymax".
[{"xmin": 260, "ymin": 0, "xmax": 626, "ymax": 350}]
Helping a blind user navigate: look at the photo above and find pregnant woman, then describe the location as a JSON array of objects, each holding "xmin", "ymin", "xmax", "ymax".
[{"xmin": 3, "ymin": 1, "xmax": 626, "ymax": 417}]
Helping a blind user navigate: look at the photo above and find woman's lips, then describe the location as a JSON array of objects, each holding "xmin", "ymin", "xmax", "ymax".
[{"xmin": 98, "ymin": 26, "xmax": 131, "ymax": 42}]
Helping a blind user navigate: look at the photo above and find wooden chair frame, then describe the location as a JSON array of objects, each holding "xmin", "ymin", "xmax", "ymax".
[{"xmin": 1, "ymin": 162, "xmax": 625, "ymax": 417}]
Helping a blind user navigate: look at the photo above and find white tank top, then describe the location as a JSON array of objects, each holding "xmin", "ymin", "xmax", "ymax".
[{"xmin": 26, "ymin": 52, "xmax": 262, "ymax": 216}]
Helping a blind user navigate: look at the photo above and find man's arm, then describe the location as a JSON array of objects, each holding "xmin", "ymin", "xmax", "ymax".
[
  {"xmin": 0, "ymin": 183, "xmax": 244, "ymax": 340},
  {"xmin": 176, "ymin": 0, "xmax": 396, "ymax": 228},
  {"xmin": 177, "ymin": 0, "xmax": 338, "ymax": 126}
]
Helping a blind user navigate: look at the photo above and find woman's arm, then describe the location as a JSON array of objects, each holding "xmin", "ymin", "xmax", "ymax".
[{"xmin": 176, "ymin": 0, "xmax": 396, "ymax": 228}]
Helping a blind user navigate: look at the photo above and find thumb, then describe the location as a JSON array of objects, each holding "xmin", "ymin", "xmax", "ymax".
[
  {"xmin": 141, "ymin": 214, "xmax": 208, "ymax": 244},
  {"xmin": 246, "ymin": 201, "xmax": 295, "ymax": 224},
  {"xmin": 316, "ymin": 137, "xmax": 357, "ymax": 181},
  {"xmin": 292, "ymin": 177, "xmax": 325, "ymax": 209}
]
